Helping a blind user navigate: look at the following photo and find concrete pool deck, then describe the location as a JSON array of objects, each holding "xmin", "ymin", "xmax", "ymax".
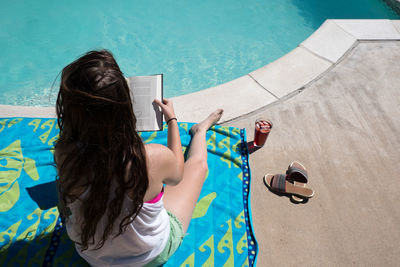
[
  {"xmin": 1, "ymin": 19, "xmax": 400, "ymax": 266},
  {"xmin": 224, "ymin": 40, "xmax": 400, "ymax": 266}
]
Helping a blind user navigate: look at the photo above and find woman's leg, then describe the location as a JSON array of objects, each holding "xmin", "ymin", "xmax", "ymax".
[{"xmin": 163, "ymin": 109, "xmax": 223, "ymax": 233}]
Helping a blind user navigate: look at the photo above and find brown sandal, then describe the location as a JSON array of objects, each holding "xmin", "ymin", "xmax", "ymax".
[
  {"xmin": 286, "ymin": 161, "xmax": 309, "ymax": 202},
  {"xmin": 263, "ymin": 174, "xmax": 314, "ymax": 199}
]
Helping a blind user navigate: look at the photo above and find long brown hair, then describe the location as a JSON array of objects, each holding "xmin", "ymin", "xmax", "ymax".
[{"xmin": 55, "ymin": 50, "xmax": 148, "ymax": 251}]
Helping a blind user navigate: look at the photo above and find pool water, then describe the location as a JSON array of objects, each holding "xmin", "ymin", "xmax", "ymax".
[{"xmin": 0, "ymin": 0, "xmax": 399, "ymax": 106}]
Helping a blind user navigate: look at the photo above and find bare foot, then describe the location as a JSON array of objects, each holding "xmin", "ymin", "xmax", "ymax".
[{"xmin": 190, "ymin": 109, "xmax": 224, "ymax": 134}]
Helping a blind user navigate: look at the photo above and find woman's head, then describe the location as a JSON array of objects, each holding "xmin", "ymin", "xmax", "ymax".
[
  {"xmin": 55, "ymin": 50, "xmax": 148, "ymax": 251},
  {"xmin": 57, "ymin": 50, "xmax": 135, "ymax": 145}
]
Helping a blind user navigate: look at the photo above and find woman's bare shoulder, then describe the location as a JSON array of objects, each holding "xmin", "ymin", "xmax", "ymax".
[
  {"xmin": 144, "ymin": 143, "xmax": 174, "ymax": 164},
  {"xmin": 144, "ymin": 143, "xmax": 177, "ymax": 181}
]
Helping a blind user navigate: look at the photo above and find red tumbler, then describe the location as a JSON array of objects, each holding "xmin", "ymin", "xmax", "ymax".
[{"xmin": 253, "ymin": 119, "xmax": 273, "ymax": 147}]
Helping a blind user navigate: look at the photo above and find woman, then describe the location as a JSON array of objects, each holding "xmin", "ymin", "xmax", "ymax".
[{"xmin": 55, "ymin": 50, "xmax": 223, "ymax": 266}]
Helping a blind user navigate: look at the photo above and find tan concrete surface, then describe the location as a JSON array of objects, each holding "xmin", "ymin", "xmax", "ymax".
[
  {"xmin": 249, "ymin": 46, "xmax": 332, "ymax": 98},
  {"xmin": 172, "ymin": 75, "xmax": 277, "ymax": 123},
  {"xmin": 223, "ymin": 41, "xmax": 400, "ymax": 266},
  {"xmin": 333, "ymin": 20, "xmax": 400, "ymax": 40},
  {"xmin": 300, "ymin": 20, "xmax": 357, "ymax": 63}
]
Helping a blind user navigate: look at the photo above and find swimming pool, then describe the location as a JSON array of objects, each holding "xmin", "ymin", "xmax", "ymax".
[{"xmin": 0, "ymin": 0, "xmax": 399, "ymax": 106}]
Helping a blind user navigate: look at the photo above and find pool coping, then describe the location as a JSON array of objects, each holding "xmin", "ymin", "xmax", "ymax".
[{"xmin": 1, "ymin": 19, "xmax": 400, "ymax": 123}]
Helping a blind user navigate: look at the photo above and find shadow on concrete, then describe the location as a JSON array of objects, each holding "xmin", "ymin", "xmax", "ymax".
[{"xmin": 247, "ymin": 141, "xmax": 262, "ymax": 154}]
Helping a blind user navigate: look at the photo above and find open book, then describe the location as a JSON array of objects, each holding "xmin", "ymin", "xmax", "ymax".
[{"xmin": 126, "ymin": 74, "xmax": 163, "ymax": 132}]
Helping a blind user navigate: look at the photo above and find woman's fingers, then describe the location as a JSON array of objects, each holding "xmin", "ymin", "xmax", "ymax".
[
  {"xmin": 153, "ymin": 98, "xmax": 162, "ymax": 105},
  {"xmin": 162, "ymin": 98, "xmax": 171, "ymax": 105},
  {"xmin": 153, "ymin": 99, "xmax": 165, "ymax": 108},
  {"xmin": 162, "ymin": 98, "xmax": 174, "ymax": 109},
  {"xmin": 154, "ymin": 98, "xmax": 172, "ymax": 109},
  {"xmin": 154, "ymin": 98, "xmax": 175, "ymax": 120}
]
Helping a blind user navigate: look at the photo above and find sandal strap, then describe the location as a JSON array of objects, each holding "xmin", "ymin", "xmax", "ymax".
[
  {"xmin": 286, "ymin": 167, "xmax": 308, "ymax": 183},
  {"xmin": 271, "ymin": 174, "xmax": 286, "ymax": 192}
]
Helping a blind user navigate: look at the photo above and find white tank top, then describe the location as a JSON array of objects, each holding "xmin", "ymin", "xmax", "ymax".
[{"xmin": 65, "ymin": 189, "xmax": 170, "ymax": 267}]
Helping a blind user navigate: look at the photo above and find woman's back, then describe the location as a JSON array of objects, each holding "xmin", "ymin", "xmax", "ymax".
[
  {"xmin": 56, "ymin": 137, "xmax": 179, "ymax": 266},
  {"xmin": 54, "ymin": 50, "xmax": 162, "ymax": 265},
  {"xmin": 65, "ymin": 181, "xmax": 170, "ymax": 266}
]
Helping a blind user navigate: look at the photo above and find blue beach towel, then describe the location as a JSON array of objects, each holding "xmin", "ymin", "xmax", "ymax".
[{"xmin": 0, "ymin": 118, "xmax": 258, "ymax": 266}]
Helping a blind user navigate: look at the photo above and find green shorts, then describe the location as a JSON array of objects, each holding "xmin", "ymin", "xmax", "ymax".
[{"xmin": 144, "ymin": 211, "xmax": 184, "ymax": 267}]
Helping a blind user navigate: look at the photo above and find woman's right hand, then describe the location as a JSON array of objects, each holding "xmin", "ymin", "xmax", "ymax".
[{"xmin": 153, "ymin": 98, "xmax": 176, "ymax": 121}]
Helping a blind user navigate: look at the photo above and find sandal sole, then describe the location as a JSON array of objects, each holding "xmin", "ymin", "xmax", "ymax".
[
  {"xmin": 264, "ymin": 174, "xmax": 314, "ymax": 198},
  {"xmin": 288, "ymin": 161, "xmax": 308, "ymax": 202}
]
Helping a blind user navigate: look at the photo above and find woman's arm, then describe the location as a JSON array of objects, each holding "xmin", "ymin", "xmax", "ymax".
[{"xmin": 153, "ymin": 98, "xmax": 184, "ymax": 185}]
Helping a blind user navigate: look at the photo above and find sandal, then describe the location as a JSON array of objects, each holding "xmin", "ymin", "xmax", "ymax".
[
  {"xmin": 286, "ymin": 161, "xmax": 309, "ymax": 202},
  {"xmin": 263, "ymin": 174, "xmax": 314, "ymax": 199}
]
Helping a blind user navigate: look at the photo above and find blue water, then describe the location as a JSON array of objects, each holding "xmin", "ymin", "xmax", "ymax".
[{"xmin": 0, "ymin": 0, "xmax": 399, "ymax": 106}]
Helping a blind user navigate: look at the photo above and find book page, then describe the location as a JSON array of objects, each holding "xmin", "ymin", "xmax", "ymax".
[{"xmin": 127, "ymin": 74, "xmax": 163, "ymax": 131}]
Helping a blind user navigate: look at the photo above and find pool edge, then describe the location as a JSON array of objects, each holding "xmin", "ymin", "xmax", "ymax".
[{"xmin": 1, "ymin": 19, "xmax": 400, "ymax": 122}]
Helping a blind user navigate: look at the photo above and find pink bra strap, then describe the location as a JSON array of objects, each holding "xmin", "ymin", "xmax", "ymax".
[{"xmin": 145, "ymin": 188, "xmax": 164, "ymax": 204}]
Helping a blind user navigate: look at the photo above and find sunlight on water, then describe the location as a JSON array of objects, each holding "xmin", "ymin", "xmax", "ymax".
[{"xmin": 0, "ymin": 0, "xmax": 398, "ymax": 106}]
